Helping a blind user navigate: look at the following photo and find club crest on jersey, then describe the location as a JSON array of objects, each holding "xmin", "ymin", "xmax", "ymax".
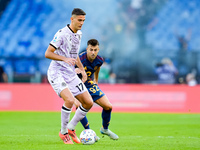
[
  {"xmin": 62, "ymin": 82, "xmax": 67, "ymax": 87},
  {"xmin": 94, "ymin": 66, "xmax": 98, "ymax": 71}
]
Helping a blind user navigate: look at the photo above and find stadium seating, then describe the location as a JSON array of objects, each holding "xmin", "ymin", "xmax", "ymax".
[
  {"xmin": 0, "ymin": 0, "xmax": 199, "ymax": 82},
  {"xmin": 146, "ymin": 0, "xmax": 200, "ymax": 51},
  {"xmin": 0, "ymin": 0, "xmax": 69, "ymax": 77},
  {"xmin": 0, "ymin": 0, "xmax": 116, "ymax": 77}
]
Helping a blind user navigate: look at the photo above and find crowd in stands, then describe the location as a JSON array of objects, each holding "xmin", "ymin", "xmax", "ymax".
[{"xmin": 0, "ymin": 0, "xmax": 199, "ymax": 84}]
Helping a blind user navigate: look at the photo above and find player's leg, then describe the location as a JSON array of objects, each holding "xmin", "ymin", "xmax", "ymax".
[
  {"xmin": 74, "ymin": 97, "xmax": 100, "ymax": 142},
  {"xmin": 75, "ymin": 92, "xmax": 100, "ymax": 142},
  {"xmin": 58, "ymin": 88, "xmax": 75, "ymax": 144},
  {"xmin": 87, "ymin": 84, "xmax": 111, "ymax": 130},
  {"xmin": 68, "ymin": 91, "xmax": 93, "ymax": 130},
  {"xmin": 74, "ymin": 98, "xmax": 90, "ymax": 129},
  {"xmin": 95, "ymin": 95, "xmax": 119, "ymax": 140},
  {"xmin": 66, "ymin": 77, "xmax": 93, "ymax": 143},
  {"xmin": 67, "ymin": 91, "xmax": 93, "ymax": 143},
  {"xmin": 95, "ymin": 95, "xmax": 112, "ymax": 129},
  {"xmin": 60, "ymin": 88, "xmax": 75, "ymax": 134},
  {"xmin": 47, "ymin": 72, "xmax": 74, "ymax": 144}
]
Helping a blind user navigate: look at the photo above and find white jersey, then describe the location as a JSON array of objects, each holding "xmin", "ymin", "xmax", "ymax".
[{"xmin": 48, "ymin": 25, "xmax": 82, "ymax": 82}]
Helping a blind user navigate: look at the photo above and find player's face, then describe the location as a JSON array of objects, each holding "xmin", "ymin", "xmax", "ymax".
[
  {"xmin": 71, "ymin": 15, "xmax": 85, "ymax": 33},
  {"xmin": 86, "ymin": 45, "xmax": 99, "ymax": 61}
]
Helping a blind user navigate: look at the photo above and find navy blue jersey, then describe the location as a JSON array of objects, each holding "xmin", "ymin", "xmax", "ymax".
[
  {"xmin": 79, "ymin": 51, "xmax": 105, "ymax": 101},
  {"xmin": 79, "ymin": 51, "xmax": 104, "ymax": 85}
]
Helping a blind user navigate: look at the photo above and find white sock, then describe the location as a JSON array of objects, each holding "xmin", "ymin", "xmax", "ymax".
[
  {"xmin": 67, "ymin": 105, "xmax": 89, "ymax": 130},
  {"xmin": 61, "ymin": 104, "xmax": 71, "ymax": 134}
]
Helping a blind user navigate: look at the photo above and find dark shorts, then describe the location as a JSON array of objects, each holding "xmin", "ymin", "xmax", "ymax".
[{"xmin": 86, "ymin": 83, "xmax": 105, "ymax": 101}]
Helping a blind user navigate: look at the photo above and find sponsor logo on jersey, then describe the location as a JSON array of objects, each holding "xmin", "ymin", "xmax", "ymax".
[{"xmin": 53, "ymin": 36, "xmax": 57, "ymax": 42}]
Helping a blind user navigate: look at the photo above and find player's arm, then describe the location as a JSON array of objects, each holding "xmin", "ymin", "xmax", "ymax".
[
  {"xmin": 45, "ymin": 44, "xmax": 76, "ymax": 66},
  {"xmin": 94, "ymin": 67, "xmax": 100, "ymax": 84},
  {"xmin": 76, "ymin": 56, "xmax": 87, "ymax": 83}
]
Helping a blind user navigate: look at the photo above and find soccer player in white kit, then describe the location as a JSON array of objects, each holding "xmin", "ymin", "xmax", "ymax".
[{"xmin": 45, "ymin": 8, "xmax": 93, "ymax": 144}]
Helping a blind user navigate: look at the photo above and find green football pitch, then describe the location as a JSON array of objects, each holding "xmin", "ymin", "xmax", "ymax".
[{"xmin": 0, "ymin": 112, "xmax": 200, "ymax": 150}]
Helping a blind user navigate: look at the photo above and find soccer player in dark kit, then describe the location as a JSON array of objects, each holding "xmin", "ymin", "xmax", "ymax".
[{"xmin": 75, "ymin": 39, "xmax": 119, "ymax": 140}]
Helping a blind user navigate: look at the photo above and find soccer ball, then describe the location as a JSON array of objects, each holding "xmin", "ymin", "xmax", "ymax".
[{"xmin": 80, "ymin": 129, "xmax": 96, "ymax": 145}]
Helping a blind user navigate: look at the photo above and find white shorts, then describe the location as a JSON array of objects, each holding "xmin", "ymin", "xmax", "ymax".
[{"xmin": 47, "ymin": 70, "xmax": 87, "ymax": 97}]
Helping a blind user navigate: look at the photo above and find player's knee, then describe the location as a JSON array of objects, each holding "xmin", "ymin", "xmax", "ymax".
[
  {"xmin": 104, "ymin": 104, "xmax": 112, "ymax": 111},
  {"xmin": 82, "ymin": 100, "xmax": 93, "ymax": 110},
  {"xmin": 61, "ymin": 92, "xmax": 75, "ymax": 106},
  {"xmin": 87, "ymin": 100, "xmax": 93, "ymax": 109},
  {"xmin": 68, "ymin": 99, "xmax": 75, "ymax": 106},
  {"xmin": 62, "ymin": 96, "xmax": 75, "ymax": 105}
]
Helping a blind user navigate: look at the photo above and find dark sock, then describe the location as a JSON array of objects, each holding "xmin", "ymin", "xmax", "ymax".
[
  {"xmin": 102, "ymin": 109, "xmax": 111, "ymax": 129},
  {"xmin": 80, "ymin": 116, "xmax": 90, "ymax": 129}
]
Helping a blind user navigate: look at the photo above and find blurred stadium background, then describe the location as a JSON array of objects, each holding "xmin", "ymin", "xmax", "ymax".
[{"xmin": 0, "ymin": 0, "xmax": 200, "ymax": 84}]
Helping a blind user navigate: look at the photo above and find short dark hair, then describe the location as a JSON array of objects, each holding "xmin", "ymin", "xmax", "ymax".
[
  {"xmin": 72, "ymin": 8, "xmax": 86, "ymax": 16},
  {"xmin": 87, "ymin": 39, "xmax": 99, "ymax": 46}
]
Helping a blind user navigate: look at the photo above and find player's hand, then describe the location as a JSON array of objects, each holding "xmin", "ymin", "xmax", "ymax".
[
  {"xmin": 75, "ymin": 68, "xmax": 82, "ymax": 74},
  {"xmin": 63, "ymin": 58, "xmax": 77, "ymax": 66},
  {"xmin": 81, "ymin": 71, "xmax": 87, "ymax": 83}
]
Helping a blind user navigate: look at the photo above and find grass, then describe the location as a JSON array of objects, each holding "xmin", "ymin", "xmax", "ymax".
[{"xmin": 0, "ymin": 112, "xmax": 200, "ymax": 150}]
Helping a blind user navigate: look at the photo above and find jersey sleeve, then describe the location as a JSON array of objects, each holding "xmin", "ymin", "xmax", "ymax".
[
  {"xmin": 50, "ymin": 30, "xmax": 63, "ymax": 49},
  {"xmin": 98, "ymin": 55, "xmax": 104, "ymax": 67}
]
